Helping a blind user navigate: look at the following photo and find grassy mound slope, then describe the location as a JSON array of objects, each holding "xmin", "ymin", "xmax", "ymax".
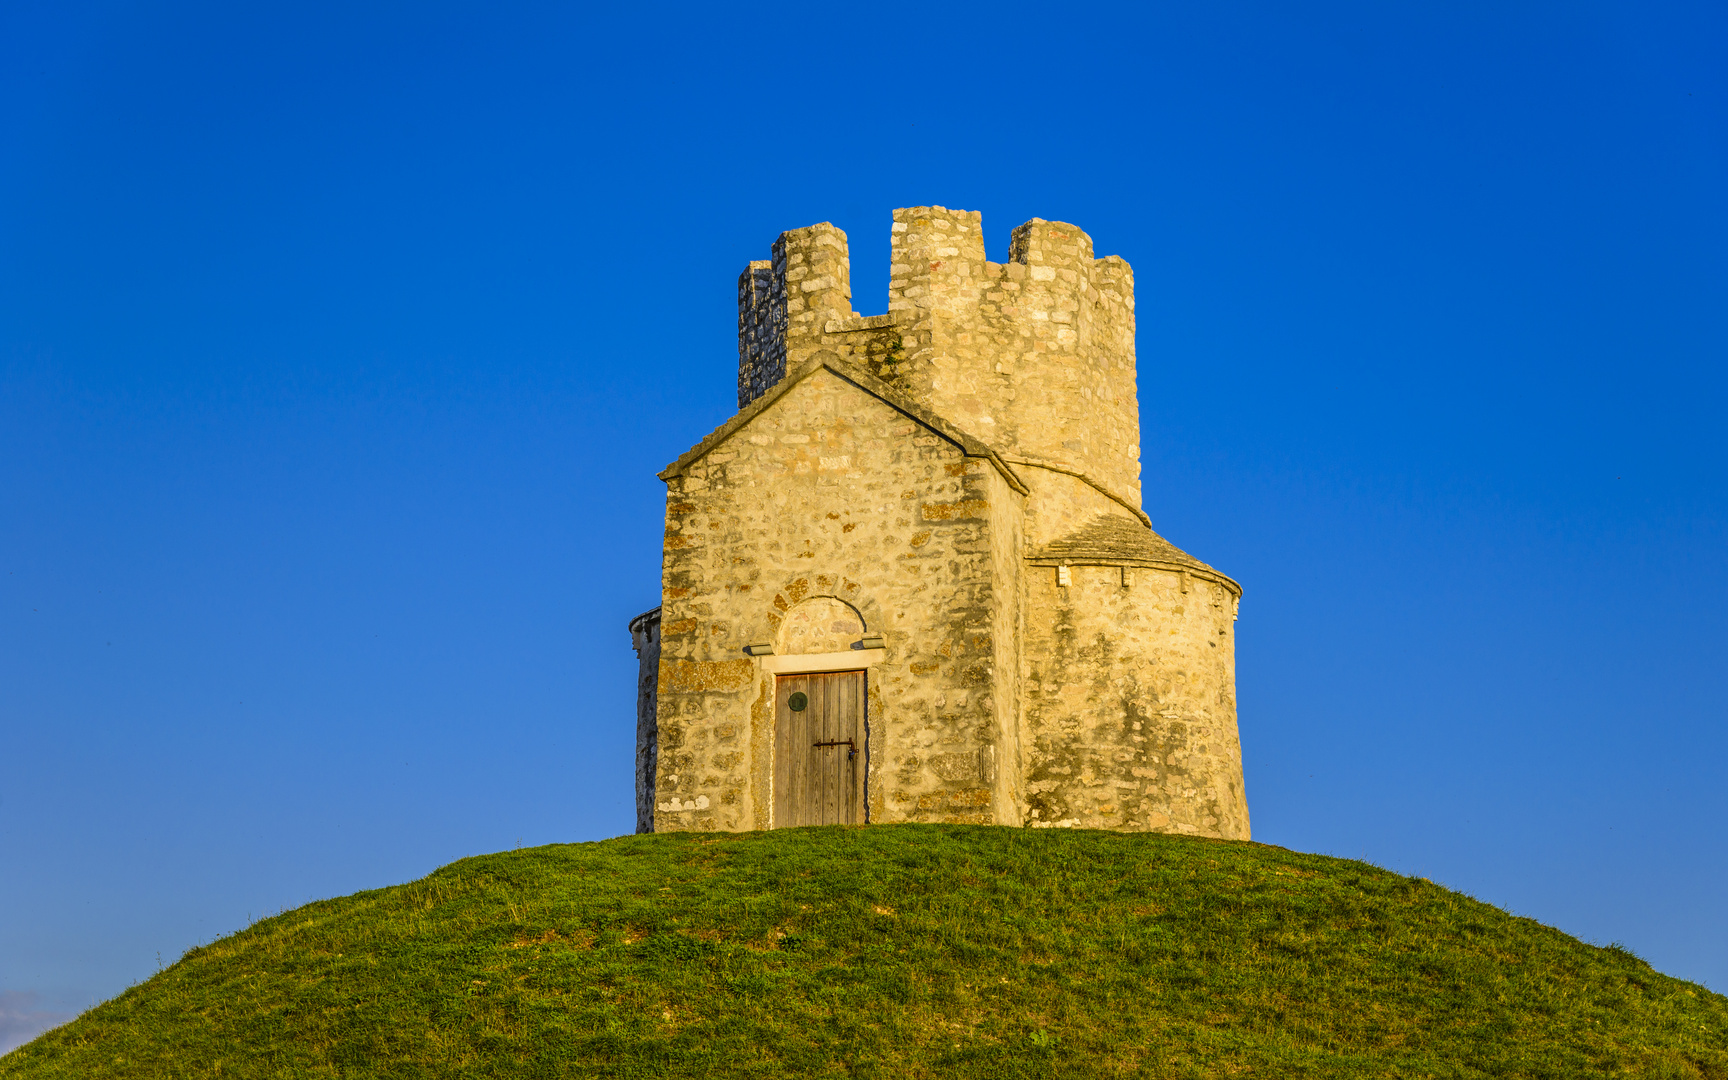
[{"xmin": 7, "ymin": 825, "xmax": 1725, "ymax": 1078}]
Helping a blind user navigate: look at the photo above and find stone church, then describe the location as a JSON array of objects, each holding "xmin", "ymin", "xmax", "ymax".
[{"xmin": 629, "ymin": 207, "xmax": 1248, "ymax": 840}]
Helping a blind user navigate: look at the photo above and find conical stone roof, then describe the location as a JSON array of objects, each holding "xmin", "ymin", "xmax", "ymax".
[{"xmin": 1027, "ymin": 514, "xmax": 1240, "ymax": 595}]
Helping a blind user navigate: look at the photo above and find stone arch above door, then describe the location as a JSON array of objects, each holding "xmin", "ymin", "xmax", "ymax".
[{"xmin": 776, "ymin": 596, "xmax": 866, "ymax": 656}]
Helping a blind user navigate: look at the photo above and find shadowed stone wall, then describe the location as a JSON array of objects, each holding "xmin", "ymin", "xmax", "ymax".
[{"xmin": 628, "ymin": 608, "xmax": 661, "ymax": 834}]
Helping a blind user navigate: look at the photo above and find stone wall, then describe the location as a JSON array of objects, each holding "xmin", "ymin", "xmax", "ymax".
[
  {"xmin": 736, "ymin": 261, "xmax": 782, "ymax": 410},
  {"xmin": 653, "ymin": 365, "xmax": 1023, "ymax": 831},
  {"xmin": 1020, "ymin": 561, "xmax": 1248, "ymax": 838},
  {"xmin": 628, "ymin": 607, "xmax": 662, "ymax": 833}
]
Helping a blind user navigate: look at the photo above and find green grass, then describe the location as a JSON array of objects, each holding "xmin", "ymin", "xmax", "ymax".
[{"xmin": 7, "ymin": 825, "xmax": 1725, "ymax": 1078}]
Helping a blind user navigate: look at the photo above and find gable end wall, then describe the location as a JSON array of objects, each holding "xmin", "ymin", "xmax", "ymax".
[{"xmin": 653, "ymin": 370, "xmax": 1020, "ymax": 831}]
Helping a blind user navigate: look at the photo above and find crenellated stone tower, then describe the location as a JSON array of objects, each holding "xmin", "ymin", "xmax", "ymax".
[{"xmin": 631, "ymin": 208, "xmax": 1248, "ymax": 839}]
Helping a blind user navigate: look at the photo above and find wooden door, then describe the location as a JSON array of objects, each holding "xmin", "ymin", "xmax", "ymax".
[{"xmin": 773, "ymin": 670, "xmax": 866, "ymax": 827}]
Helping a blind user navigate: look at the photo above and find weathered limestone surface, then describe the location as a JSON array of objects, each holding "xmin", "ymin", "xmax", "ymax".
[
  {"xmin": 1021, "ymin": 562, "xmax": 1246, "ymax": 836},
  {"xmin": 652, "ymin": 362, "xmax": 1024, "ymax": 832},
  {"xmin": 637, "ymin": 208, "xmax": 1248, "ymax": 841}
]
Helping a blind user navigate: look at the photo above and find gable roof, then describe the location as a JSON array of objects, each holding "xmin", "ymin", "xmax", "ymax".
[
  {"xmin": 658, "ymin": 351, "xmax": 1029, "ymax": 495},
  {"xmin": 1027, "ymin": 514, "xmax": 1242, "ymax": 596}
]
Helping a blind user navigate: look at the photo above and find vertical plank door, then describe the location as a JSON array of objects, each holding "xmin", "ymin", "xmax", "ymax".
[{"xmin": 773, "ymin": 670, "xmax": 866, "ymax": 827}]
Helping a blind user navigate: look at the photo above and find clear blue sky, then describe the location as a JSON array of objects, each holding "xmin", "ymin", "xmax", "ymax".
[{"xmin": 2, "ymin": 0, "xmax": 1723, "ymax": 1046}]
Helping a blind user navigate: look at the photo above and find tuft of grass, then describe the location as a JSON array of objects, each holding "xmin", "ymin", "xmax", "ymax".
[{"xmin": 6, "ymin": 825, "xmax": 1726, "ymax": 1078}]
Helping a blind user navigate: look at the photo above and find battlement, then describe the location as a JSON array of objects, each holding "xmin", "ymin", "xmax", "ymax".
[
  {"xmin": 736, "ymin": 208, "xmax": 1142, "ymax": 504},
  {"xmin": 737, "ymin": 223, "xmax": 853, "ymax": 410}
]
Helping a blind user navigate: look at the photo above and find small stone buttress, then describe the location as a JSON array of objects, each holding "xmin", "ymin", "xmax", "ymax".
[{"xmin": 628, "ymin": 208, "xmax": 1248, "ymax": 839}]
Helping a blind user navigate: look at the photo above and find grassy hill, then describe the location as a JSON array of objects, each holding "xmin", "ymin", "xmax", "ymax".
[{"xmin": 6, "ymin": 825, "xmax": 1725, "ymax": 1078}]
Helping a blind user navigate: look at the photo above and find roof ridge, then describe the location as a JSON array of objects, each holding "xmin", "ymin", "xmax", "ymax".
[{"xmin": 658, "ymin": 352, "xmax": 1028, "ymax": 495}]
